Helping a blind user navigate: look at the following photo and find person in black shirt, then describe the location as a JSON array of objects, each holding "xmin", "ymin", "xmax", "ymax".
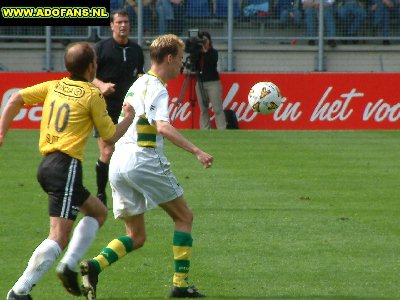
[
  {"xmin": 195, "ymin": 31, "xmax": 227, "ymax": 130},
  {"xmin": 92, "ymin": 9, "xmax": 145, "ymax": 206}
]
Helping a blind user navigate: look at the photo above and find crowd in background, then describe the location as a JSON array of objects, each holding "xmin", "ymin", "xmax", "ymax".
[
  {"xmin": 1, "ymin": 0, "xmax": 400, "ymax": 45},
  {"xmin": 112, "ymin": 0, "xmax": 400, "ymax": 44}
]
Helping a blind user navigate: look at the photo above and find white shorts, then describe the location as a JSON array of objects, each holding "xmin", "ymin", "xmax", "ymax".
[{"xmin": 109, "ymin": 144, "xmax": 184, "ymax": 218}]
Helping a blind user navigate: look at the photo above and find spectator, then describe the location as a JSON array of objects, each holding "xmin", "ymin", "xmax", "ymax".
[
  {"xmin": 370, "ymin": 0, "xmax": 394, "ymax": 44},
  {"xmin": 337, "ymin": 0, "xmax": 367, "ymax": 43},
  {"xmin": 277, "ymin": 0, "xmax": 302, "ymax": 27},
  {"xmin": 124, "ymin": 0, "xmax": 155, "ymax": 36},
  {"xmin": 56, "ymin": 26, "xmax": 74, "ymax": 46},
  {"xmin": 186, "ymin": 0, "xmax": 210, "ymax": 17},
  {"xmin": 303, "ymin": 0, "xmax": 337, "ymax": 47},
  {"xmin": 397, "ymin": 0, "xmax": 400, "ymax": 17},
  {"xmin": 156, "ymin": 0, "xmax": 174, "ymax": 34},
  {"xmin": 155, "ymin": 0, "xmax": 185, "ymax": 35},
  {"xmin": 169, "ymin": 0, "xmax": 186, "ymax": 35},
  {"xmin": 243, "ymin": 0, "xmax": 270, "ymax": 17},
  {"xmin": 195, "ymin": 31, "xmax": 227, "ymax": 130},
  {"xmin": 213, "ymin": 0, "xmax": 241, "ymax": 17},
  {"xmin": 111, "ymin": 0, "xmax": 125, "ymax": 11}
]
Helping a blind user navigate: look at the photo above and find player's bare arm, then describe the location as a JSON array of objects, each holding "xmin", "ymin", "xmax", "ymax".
[
  {"xmin": 103, "ymin": 102, "xmax": 135, "ymax": 145},
  {"xmin": 92, "ymin": 78, "xmax": 116, "ymax": 96},
  {"xmin": 0, "ymin": 92, "xmax": 24, "ymax": 147},
  {"xmin": 155, "ymin": 120, "xmax": 213, "ymax": 168}
]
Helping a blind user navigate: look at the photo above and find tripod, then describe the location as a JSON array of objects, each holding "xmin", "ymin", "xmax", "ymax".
[{"xmin": 172, "ymin": 63, "xmax": 208, "ymax": 128}]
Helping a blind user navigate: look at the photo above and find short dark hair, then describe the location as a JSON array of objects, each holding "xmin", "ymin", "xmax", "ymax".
[
  {"xmin": 111, "ymin": 9, "xmax": 129, "ymax": 23},
  {"xmin": 64, "ymin": 42, "xmax": 95, "ymax": 78}
]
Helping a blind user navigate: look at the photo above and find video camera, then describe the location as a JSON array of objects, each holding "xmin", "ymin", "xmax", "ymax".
[{"xmin": 184, "ymin": 29, "xmax": 206, "ymax": 72}]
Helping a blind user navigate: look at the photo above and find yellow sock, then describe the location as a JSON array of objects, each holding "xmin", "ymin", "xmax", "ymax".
[
  {"xmin": 172, "ymin": 231, "xmax": 193, "ymax": 288},
  {"xmin": 91, "ymin": 236, "xmax": 133, "ymax": 273}
]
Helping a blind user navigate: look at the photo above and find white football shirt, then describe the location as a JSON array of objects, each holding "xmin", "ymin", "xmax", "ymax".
[{"xmin": 116, "ymin": 73, "xmax": 170, "ymax": 150}]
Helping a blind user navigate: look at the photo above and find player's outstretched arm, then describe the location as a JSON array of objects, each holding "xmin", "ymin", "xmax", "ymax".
[
  {"xmin": 92, "ymin": 78, "xmax": 116, "ymax": 96},
  {"xmin": 156, "ymin": 120, "xmax": 214, "ymax": 168},
  {"xmin": 0, "ymin": 92, "xmax": 24, "ymax": 147},
  {"xmin": 103, "ymin": 102, "xmax": 135, "ymax": 145}
]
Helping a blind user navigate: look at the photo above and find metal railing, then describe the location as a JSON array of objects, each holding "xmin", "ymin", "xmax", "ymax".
[{"xmin": 1, "ymin": 0, "xmax": 399, "ymax": 72}]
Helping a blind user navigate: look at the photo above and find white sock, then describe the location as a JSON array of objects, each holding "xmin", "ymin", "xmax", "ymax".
[
  {"xmin": 59, "ymin": 216, "xmax": 99, "ymax": 271},
  {"xmin": 13, "ymin": 239, "xmax": 62, "ymax": 295}
]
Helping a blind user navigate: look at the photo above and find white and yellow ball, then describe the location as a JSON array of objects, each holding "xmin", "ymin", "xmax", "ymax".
[{"xmin": 248, "ymin": 81, "xmax": 282, "ymax": 114}]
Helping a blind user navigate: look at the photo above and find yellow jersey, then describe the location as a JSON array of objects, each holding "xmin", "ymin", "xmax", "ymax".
[{"xmin": 20, "ymin": 77, "xmax": 116, "ymax": 161}]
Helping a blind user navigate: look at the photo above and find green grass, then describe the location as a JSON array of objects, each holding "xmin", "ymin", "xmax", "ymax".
[{"xmin": 0, "ymin": 130, "xmax": 399, "ymax": 300}]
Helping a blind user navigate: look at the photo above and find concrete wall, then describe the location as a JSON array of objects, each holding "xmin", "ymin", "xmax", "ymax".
[
  {"xmin": 1, "ymin": 41, "xmax": 400, "ymax": 73},
  {"xmin": 218, "ymin": 43, "xmax": 400, "ymax": 73}
]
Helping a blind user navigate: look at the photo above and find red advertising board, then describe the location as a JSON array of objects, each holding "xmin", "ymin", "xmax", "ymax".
[
  {"xmin": 1, "ymin": 72, "xmax": 400, "ymax": 130},
  {"xmin": 1, "ymin": 73, "xmax": 67, "ymax": 129}
]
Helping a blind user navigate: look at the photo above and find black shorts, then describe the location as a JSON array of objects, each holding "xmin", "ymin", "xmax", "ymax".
[{"xmin": 37, "ymin": 151, "xmax": 90, "ymax": 220}]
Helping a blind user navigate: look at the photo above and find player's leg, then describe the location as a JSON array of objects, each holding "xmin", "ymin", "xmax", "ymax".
[
  {"xmin": 95, "ymin": 136, "xmax": 114, "ymax": 207},
  {"xmin": 195, "ymin": 81, "xmax": 211, "ymax": 129},
  {"xmin": 92, "ymin": 213, "xmax": 145, "ymax": 272},
  {"xmin": 9, "ymin": 217, "xmax": 72, "ymax": 298},
  {"xmin": 8, "ymin": 152, "xmax": 81, "ymax": 298},
  {"xmin": 80, "ymin": 163, "xmax": 145, "ymax": 300},
  {"xmin": 95, "ymin": 107, "xmax": 119, "ymax": 207},
  {"xmin": 59, "ymin": 195, "xmax": 107, "ymax": 268},
  {"xmin": 205, "ymin": 80, "xmax": 227, "ymax": 130},
  {"xmin": 80, "ymin": 214, "xmax": 145, "ymax": 300},
  {"xmin": 8, "ymin": 243, "xmax": 60, "ymax": 299},
  {"xmin": 159, "ymin": 196, "xmax": 205, "ymax": 298},
  {"xmin": 80, "ymin": 232, "xmax": 135, "ymax": 300},
  {"xmin": 128, "ymin": 150, "xmax": 204, "ymax": 297},
  {"xmin": 56, "ymin": 195, "xmax": 107, "ymax": 296},
  {"xmin": 37, "ymin": 152, "xmax": 106, "ymax": 296}
]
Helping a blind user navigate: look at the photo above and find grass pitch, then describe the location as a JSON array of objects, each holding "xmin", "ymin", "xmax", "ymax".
[{"xmin": 0, "ymin": 130, "xmax": 399, "ymax": 300}]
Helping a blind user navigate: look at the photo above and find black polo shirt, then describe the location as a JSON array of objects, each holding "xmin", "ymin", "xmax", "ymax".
[{"xmin": 95, "ymin": 37, "xmax": 145, "ymax": 118}]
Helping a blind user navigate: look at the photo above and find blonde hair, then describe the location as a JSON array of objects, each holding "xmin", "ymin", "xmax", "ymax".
[{"xmin": 150, "ymin": 34, "xmax": 185, "ymax": 65}]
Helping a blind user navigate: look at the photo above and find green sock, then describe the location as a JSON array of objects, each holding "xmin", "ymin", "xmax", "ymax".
[
  {"xmin": 172, "ymin": 231, "xmax": 193, "ymax": 288},
  {"xmin": 92, "ymin": 236, "xmax": 133, "ymax": 273}
]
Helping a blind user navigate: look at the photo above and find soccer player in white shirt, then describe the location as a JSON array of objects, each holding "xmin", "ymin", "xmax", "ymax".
[{"xmin": 80, "ymin": 34, "xmax": 213, "ymax": 300}]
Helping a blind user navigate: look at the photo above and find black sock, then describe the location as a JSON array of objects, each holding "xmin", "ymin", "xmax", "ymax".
[{"xmin": 96, "ymin": 159, "xmax": 109, "ymax": 195}]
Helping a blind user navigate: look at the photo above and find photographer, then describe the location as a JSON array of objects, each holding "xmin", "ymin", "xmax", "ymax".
[{"xmin": 194, "ymin": 31, "xmax": 227, "ymax": 130}]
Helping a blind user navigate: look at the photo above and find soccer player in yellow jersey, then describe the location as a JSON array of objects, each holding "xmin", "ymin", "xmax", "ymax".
[
  {"xmin": 0, "ymin": 42, "xmax": 135, "ymax": 300},
  {"xmin": 79, "ymin": 34, "xmax": 213, "ymax": 299}
]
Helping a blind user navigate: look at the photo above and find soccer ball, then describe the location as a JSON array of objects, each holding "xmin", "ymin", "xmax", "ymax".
[{"xmin": 248, "ymin": 81, "xmax": 282, "ymax": 114}]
